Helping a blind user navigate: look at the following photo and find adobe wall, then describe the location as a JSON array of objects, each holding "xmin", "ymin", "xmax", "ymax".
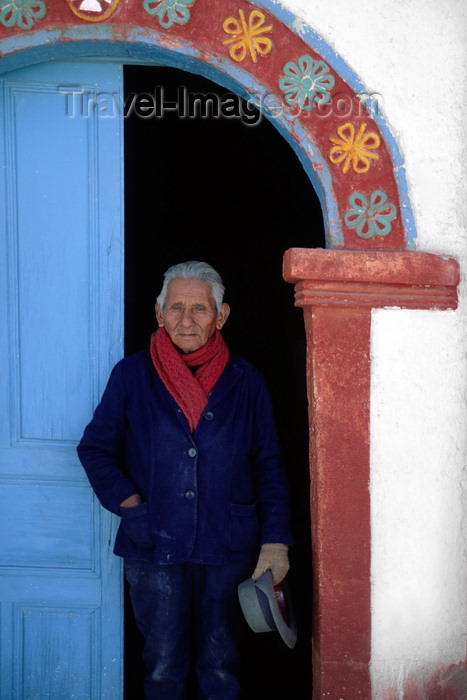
[{"xmin": 281, "ymin": 0, "xmax": 467, "ymax": 695}]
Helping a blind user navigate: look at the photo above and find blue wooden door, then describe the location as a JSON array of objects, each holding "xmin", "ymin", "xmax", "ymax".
[{"xmin": 0, "ymin": 61, "xmax": 124, "ymax": 699}]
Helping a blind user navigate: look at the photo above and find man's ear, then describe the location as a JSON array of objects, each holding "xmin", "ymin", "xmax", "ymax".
[
  {"xmin": 216, "ymin": 303, "xmax": 230, "ymax": 330},
  {"xmin": 155, "ymin": 302, "xmax": 164, "ymax": 327}
]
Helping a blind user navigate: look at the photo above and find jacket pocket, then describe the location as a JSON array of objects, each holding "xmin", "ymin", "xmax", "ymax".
[
  {"xmin": 120, "ymin": 502, "xmax": 154, "ymax": 551},
  {"xmin": 228, "ymin": 502, "xmax": 259, "ymax": 552}
]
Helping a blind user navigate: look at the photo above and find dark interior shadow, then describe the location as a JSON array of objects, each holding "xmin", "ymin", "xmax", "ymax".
[{"xmin": 123, "ymin": 64, "xmax": 325, "ymax": 700}]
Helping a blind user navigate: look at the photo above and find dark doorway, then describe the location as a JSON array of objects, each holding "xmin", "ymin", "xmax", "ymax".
[{"xmin": 123, "ymin": 64, "xmax": 325, "ymax": 700}]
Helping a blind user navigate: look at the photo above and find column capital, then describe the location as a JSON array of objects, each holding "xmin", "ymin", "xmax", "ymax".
[{"xmin": 283, "ymin": 249, "xmax": 460, "ymax": 310}]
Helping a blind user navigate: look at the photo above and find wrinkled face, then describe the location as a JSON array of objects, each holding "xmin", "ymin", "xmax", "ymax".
[{"xmin": 155, "ymin": 279, "xmax": 230, "ymax": 354}]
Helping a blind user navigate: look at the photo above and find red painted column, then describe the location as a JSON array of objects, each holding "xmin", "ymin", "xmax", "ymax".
[
  {"xmin": 283, "ymin": 249, "xmax": 459, "ymax": 700},
  {"xmin": 306, "ymin": 304, "xmax": 372, "ymax": 698}
]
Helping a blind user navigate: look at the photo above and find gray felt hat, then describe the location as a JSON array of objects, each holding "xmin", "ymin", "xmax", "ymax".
[{"xmin": 237, "ymin": 570, "xmax": 297, "ymax": 649}]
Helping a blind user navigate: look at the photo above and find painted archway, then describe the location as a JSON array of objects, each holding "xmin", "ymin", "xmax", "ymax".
[
  {"xmin": 0, "ymin": 2, "xmax": 459, "ymax": 698},
  {"xmin": 0, "ymin": 0, "xmax": 415, "ymax": 251}
]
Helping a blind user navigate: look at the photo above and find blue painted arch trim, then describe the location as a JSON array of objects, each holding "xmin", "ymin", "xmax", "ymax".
[
  {"xmin": 0, "ymin": 11, "xmax": 417, "ymax": 249},
  {"xmin": 252, "ymin": 0, "xmax": 417, "ymax": 249}
]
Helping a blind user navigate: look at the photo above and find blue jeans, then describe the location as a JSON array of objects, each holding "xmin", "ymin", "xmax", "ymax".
[{"xmin": 124, "ymin": 559, "xmax": 253, "ymax": 700}]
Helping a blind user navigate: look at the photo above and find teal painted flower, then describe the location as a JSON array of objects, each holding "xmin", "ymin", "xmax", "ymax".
[
  {"xmin": 345, "ymin": 190, "xmax": 397, "ymax": 239},
  {"xmin": 0, "ymin": 0, "xmax": 46, "ymax": 30},
  {"xmin": 143, "ymin": 0, "xmax": 196, "ymax": 29},
  {"xmin": 279, "ymin": 55, "xmax": 335, "ymax": 112}
]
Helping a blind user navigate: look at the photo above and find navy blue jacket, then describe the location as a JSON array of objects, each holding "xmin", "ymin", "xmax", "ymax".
[{"xmin": 77, "ymin": 350, "xmax": 292, "ymax": 565}]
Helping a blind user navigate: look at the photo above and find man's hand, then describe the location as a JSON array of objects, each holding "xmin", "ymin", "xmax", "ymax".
[
  {"xmin": 252, "ymin": 543, "xmax": 289, "ymax": 585},
  {"xmin": 119, "ymin": 494, "xmax": 143, "ymax": 509}
]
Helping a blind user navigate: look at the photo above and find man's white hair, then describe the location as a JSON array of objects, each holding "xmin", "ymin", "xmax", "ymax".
[{"xmin": 156, "ymin": 261, "xmax": 225, "ymax": 313}]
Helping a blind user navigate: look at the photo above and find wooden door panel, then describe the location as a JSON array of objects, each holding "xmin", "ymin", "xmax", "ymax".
[{"xmin": 0, "ymin": 61, "xmax": 124, "ymax": 700}]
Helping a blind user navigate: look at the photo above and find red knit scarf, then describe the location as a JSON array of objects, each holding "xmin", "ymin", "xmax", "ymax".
[{"xmin": 150, "ymin": 327, "xmax": 230, "ymax": 433}]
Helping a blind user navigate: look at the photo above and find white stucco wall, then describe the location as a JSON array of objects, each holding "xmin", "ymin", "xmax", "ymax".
[{"xmin": 277, "ymin": 0, "xmax": 467, "ymax": 695}]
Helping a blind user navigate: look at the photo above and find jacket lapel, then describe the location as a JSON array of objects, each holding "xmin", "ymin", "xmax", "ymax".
[
  {"xmin": 203, "ymin": 355, "xmax": 244, "ymax": 410},
  {"xmin": 149, "ymin": 352, "xmax": 244, "ymax": 433}
]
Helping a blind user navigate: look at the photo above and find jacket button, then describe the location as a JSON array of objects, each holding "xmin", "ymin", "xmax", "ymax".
[
  {"xmin": 205, "ymin": 411, "xmax": 214, "ymax": 421},
  {"xmin": 188, "ymin": 447, "xmax": 197, "ymax": 457},
  {"xmin": 184, "ymin": 490, "xmax": 196, "ymax": 500}
]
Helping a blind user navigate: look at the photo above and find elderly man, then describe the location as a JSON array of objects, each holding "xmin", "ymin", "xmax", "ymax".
[{"xmin": 77, "ymin": 260, "xmax": 292, "ymax": 700}]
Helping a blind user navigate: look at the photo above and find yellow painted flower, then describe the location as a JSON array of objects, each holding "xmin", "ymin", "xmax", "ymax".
[
  {"xmin": 329, "ymin": 122, "xmax": 380, "ymax": 174},
  {"xmin": 222, "ymin": 9, "xmax": 272, "ymax": 63}
]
